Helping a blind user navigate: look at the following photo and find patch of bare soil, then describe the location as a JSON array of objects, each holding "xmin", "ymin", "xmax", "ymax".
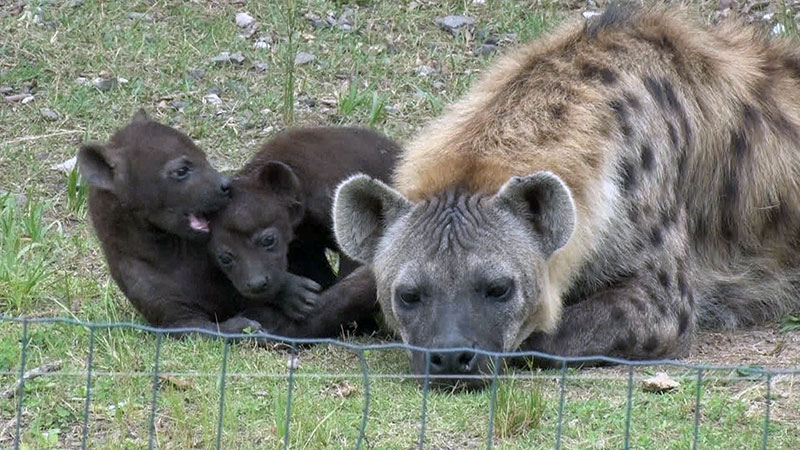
[{"xmin": 688, "ymin": 327, "xmax": 800, "ymax": 368}]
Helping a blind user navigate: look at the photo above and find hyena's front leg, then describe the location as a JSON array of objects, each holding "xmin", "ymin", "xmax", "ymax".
[{"xmin": 523, "ymin": 267, "xmax": 696, "ymax": 365}]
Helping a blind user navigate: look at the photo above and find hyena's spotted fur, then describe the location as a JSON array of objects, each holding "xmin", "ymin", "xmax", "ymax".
[{"xmin": 391, "ymin": 5, "xmax": 800, "ymax": 360}]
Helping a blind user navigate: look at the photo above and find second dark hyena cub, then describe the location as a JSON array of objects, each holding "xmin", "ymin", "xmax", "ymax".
[
  {"xmin": 208, "ymin": 127, "xmax": 399, "ymax": 332},
  {"xmin": 78, "ymin": 110, "xmax": 260, "ymax": 334}
]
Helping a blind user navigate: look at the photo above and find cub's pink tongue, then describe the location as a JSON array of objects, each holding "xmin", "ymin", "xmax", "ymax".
[{"xmin": 188, "ymin": 214, "xmax": 210, "ymax": 232}]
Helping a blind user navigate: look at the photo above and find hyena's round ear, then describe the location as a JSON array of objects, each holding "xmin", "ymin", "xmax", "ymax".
[
  {"xmin": 332, "ymin": 174, "xmax": 411, "ymax": 263},
  {"xmin": 491, "ymin": 171, "xmax": 576, "ymax": 257},
  {"xmin": 77, "ymin": 142, "xmax": 124, "ymax": 194},
  {"xmin": 259, "ymin": 161, "xmax": 304, "ymax": 224}
]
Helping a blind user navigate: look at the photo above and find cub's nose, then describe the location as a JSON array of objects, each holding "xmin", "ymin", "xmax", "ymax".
[
  {"xmin": 245, "ymin": 276, "xmax": 269, "ymax": 294},
  {"xmin": 219, "ymin": 177, "xmax": 231, "ymax": 196}
]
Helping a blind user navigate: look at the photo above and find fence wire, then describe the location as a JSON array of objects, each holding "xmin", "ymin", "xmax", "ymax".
[{"xmin": 1, "ymin": 315, "xmax": 798, "ymax": 449}]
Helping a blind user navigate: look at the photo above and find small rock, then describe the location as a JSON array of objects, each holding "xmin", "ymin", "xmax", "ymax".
[
  {"xmin": 435, "ymin": 15, "xmax": 475, "ymax": 35},
  {"xmin": 3, "ymin": 93, "xmax": 31, "ymax": 103},
  {"xmin": 500, "ymin": 33, "xmax": 518, "ymax": 43},
  {"xmin": 69, "ymin": 0, "xmax": 85, "ymax": 7},
  {"xmin": 207, "ymin": 85, "xmax": 222, "ymax": 95},
  {"xmin": 51, "ymin": 156, "xmax": 77, "ymax": 175},
  {"xmin": 472, "ymin": 0, "xmax": 486, "ymax": 4},
  {"xmin": 583, "ymin": 11, "xmax": 601, "ymax": 19},
  {"xmin": 642, "ymin": 372, "xmax": 680, "ymax": 393},
  {"xmin": 432, "ymin": 81, "xmax": 445, "ymax": 90},
  {"xmin": 128, "ymin": 12, "xmax": 154, "ymax": 22},
  {"xmin": 75, "ymin": 77, "xmax": 89, "ymax": 86},
  {"xmin": 772, "ymin": 23, "xmax": 786, "ymax": 36},
  {"xmin": 92, "ymin": 77, "xmax": 117, "ymax": 91},
  {"xmin": 170, "ymin": 100, "xmax": 188, "ymax": 111},
  {"xmin": 287, "ymin": 355, "xmax": 300, "ymax": 370},
  {"xmin": 294, "ymin": 52, "xmax": 315, "ymax": 66},
  {"xmin": 483, "ymin": 35, "xmax": 499, "ymax": 46},
  {"xmin": 414, "ymin": 65, "xmax": 439, "ymax": 77},
  {"xmin": 203, "ymin": 93, "xmax": 222, "ymax": 106},
  {"xmin": 21, "ymin": 95, "xmax": 35, "ymax": 104},
  {"xmin": 40, "ymin": 108, "xmax": 59, "ymax": 121},
  {"xmin": 187, "ymin": 68, "xmax": 206, "ymax": 80},
  {"xmin": 235, "ymin": 12, "xmax": 255, "ymax": 28},
  {"xmin": 210, "ymin": 51, "xmax": 246, "ymax": 65},
  {"xmin": 253, "ymin": 40, "xmax": 269, "ymax": 50},
  {"xmin": 21, "ymin": 80, "xmax": 36, "ymax": 94},
  {"xmin": 252, "ymin": 61, "xmax": 270, "ymax": 72},
  {"xmin": 300, "ymin": 96, "xmax": 317, "ymax": 107},
  {"xmin": 477, "ymin": 43, "xmax": 498, "ymax": 56},
  {"xmin": 0, "ymin": 86, "xmax": 13, "ymax": 95}
]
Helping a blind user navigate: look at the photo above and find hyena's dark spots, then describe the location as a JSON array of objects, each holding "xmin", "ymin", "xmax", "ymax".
[
  {"xmin": 642, "ymin": 335, "xmax": 659, "ymax": 352},
  {"xmin": 549, "ymin": 103, "xmax": 566, "ymax": 121},
  {"xmin": 644, "ymin": 76, "xmax": 665, "ymax": 107},
  {"xmin": 624, "ymin": 91, "xmax": 641, "ymax": 109},
  {"xmin": 677, "ymin": 271, "xmax": 688, "ymax": 297},
  {"xmin": 619, "ymin": 159, "xmax": 638, "ymax": 192},
  {"xmin": 720, "ymin": 175, "xmax": 739, "ymax": 241},
  {"xmin": 658, "ymin": 270, "xmax": 671, "ymax": 289},
  {"xmin": 650, "ymin": 226, "xmax": 664, "ymax": 247},
  {"xmin": 678, "ymin": 310, "xmax": 690, "ymax": 334},
  {"xmin": 730, "ymin": 128, "xmax": 748, "ymax": 159},
  {"xmin": 581, "ymin": 63, "xmax": 618, "ymax": 85},
  {"xmin": 610, "ymin": 99, "xmax": 633, "ymax": 139},
  {"xmin": 640, "ymin": 143, "xmax": 654, "ymax": 171}
]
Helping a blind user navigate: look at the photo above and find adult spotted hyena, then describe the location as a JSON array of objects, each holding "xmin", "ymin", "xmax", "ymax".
[{"xmin": 332, "ymin": 5, "xmax": 800, "ymax": 387}]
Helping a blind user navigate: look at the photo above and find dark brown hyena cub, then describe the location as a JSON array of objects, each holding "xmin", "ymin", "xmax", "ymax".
[
  {"xmin": 208, "ymin": 127, "xmax": 399, "ymax": 335},
  {"xmin": 78, "ymin": 110, "xmax": 261, "ymax": 334}
]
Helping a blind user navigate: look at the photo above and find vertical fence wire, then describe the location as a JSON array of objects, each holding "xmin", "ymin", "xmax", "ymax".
[
  {"xmin": 215, "ymin": 339, "xmax": 231, "ymax": 450},
  {"xmin": 486, "ymin": 355, "xmax": 501, "ymax": 450},
  {"xmin": 554, "ymin": 361, "xmax": 567, "ymax": 450},
  {"xmin": 418, "ymin": 351, "xmax": 431, "ymax": 450},
  {"xmin": 761, "ymin": 372, "xmax": 772, "ymax": 450},
  {"xmin": 148, "ymin": 333, "xmax": 163, "ymax": 450},
  {"xmin": 80, "ymin": 326, "xmax": 96, "ymax": 450},
  {"xmin": 13, "ymin": 319, "xmax": 29, "ymax": 450},
  {"xmin": 355, "ymin": 349, "xmax": 370, "ymax": 450},
  {"xmin": 283, "ymin": 343, "xmax": 297, "ymax": 450},
  {"xmin": 691, "ymin": 368, "xmax": 704, "ymax": 450},
  {"xmin": 623, "ymin": 365, "xmax": 634, "ymax": 449}
]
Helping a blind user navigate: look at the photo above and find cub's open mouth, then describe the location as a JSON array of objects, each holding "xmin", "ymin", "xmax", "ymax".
[{"xmin": 188, "ymin": 213, "xmax": 211, "ymax": 233}]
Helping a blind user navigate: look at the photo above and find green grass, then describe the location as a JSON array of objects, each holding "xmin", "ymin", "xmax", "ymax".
[{"xmin": 1, "ymin": 0, "xmax": 799, "ymax": 448}]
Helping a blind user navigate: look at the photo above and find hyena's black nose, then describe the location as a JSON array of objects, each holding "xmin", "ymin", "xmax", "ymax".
[
  {"xmin": 429, "ymin": 347, "xmax": 479, "ymax": 376},
  {"xmin": 219, "ymin": 177, "xmax": 231, "ymax": 196}
]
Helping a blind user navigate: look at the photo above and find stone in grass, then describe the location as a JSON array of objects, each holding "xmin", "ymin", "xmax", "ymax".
[
  {"xmin": 235, "ymin": 12, "xmax": 255, "ymax": 28},
  {"xmin": 51, "ymin": 156, "xmax": 77, "ymax": 175},
  {"xmin": 252, "ymin": 61, "xmax": 269, "ymax": 72},
  {"xmin": 40, "ymin": 108, "xmax": 60, "ymax": 121},
  {"xmin": 210, "ymin": 52, "xmax": 246, "ymax": 66},
  {"xmin": 642, "ymin": 372, "xmax": 680, "ymax": 393},
  {"xmin": 187, "ymin": 68, "xmax": 206, "ymax": 80},
  {"xmin": 92, "ymin": 77, "xmax": 117, "ymax": 91},
  {"xmin": 170, "ymin": 100, "xmax": 188, "ymax": 112},
  {"xmin": 128, "ymin": 12, "xmax": 155, "ymax": 22},
  {"xmin": 435, "ymin": 15, "xmax": 475, "ymax": 35},
  {"xmin": 294, "ymin": 52, "xmax": 315, "ymax": 66},
  {"xmin": 476, "ymin": 43, "xmax": 498, "ymax": 56}
]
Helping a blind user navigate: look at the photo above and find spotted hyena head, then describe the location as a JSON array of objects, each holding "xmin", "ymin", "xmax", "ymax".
[
  {"xmin": 209, "ymin": 161, "xmax": 303, "ymax": 299},
  {"xmin": 78, "ymin": 109, "xmax": 231, "ymax": 241},
  {"xmin": 333, "ymin": 172, "xmax": 576, "ymax": 389}
]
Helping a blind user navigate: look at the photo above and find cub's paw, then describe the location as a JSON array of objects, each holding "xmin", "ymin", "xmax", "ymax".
[
  {"xmin": 218, "ymin": 316, "xmax": 263, "ymax": 334},
  {"xmin": 280, "ymin": 274, "xmax": 322, "ymax": 321}
]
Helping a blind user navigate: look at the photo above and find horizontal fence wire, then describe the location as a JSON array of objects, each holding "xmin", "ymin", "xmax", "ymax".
[{"xmin": 1, "ymin": 314, "xmax": 798, "ymax": 450}]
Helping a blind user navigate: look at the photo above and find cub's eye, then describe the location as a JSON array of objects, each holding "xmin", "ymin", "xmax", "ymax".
[
  {"xmin": 259, "ymin": 234, "xmax": 277, "ymax": 250},
  {"xmin": 217, "ymin": 252, "xmax": 234, "ymax": 267},
  {"xmin": 483, "ymin": 278, "xmax": 513, "ymax": 301},
  {"xmin": 396, "ymin": 289, "xmax": 421, "ymax": 307},
  {"xmin": 172, "ymin": 166, "xmax": 192, "ymax": 180}
]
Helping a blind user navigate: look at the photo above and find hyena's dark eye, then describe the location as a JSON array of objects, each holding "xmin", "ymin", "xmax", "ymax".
[
  {"xmin": 397, "ymin": 288, "xmax": 422, "ymax": 307},
  {"xmin": 483, "ymin": 278, "xmax": 514, "ymax": 301},
  {"xmin": 259, "ymin": 234, "xmax": 277, "ymax": 250},
  {"xmin": 172, "ymin": 166, "xmax": 192, "ymax": 180}
]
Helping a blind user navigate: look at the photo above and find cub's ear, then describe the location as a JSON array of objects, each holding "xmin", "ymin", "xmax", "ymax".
[
  {"xmin": 77, "ymin": 143, "xmax": 123, "ymax": 193},
  {"xmin": 332, "ymin": 174, "xmax": 411, "ymax": 263},
  {"xmin": 491, "ymin": 171, "xmax": 576, "ymax": 257},
  {"xmin": 258, "ymin": 161, "xmax": 304, "ymax": 225},
  {"xmin": 131, "ymin": 108, "xmax": 150, "ymax": 124}
]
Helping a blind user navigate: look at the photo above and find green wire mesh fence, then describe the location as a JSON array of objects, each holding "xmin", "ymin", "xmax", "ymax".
[{"xmin": 1, "ymin": 315, "xmax": 798, "ymax": 449}]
